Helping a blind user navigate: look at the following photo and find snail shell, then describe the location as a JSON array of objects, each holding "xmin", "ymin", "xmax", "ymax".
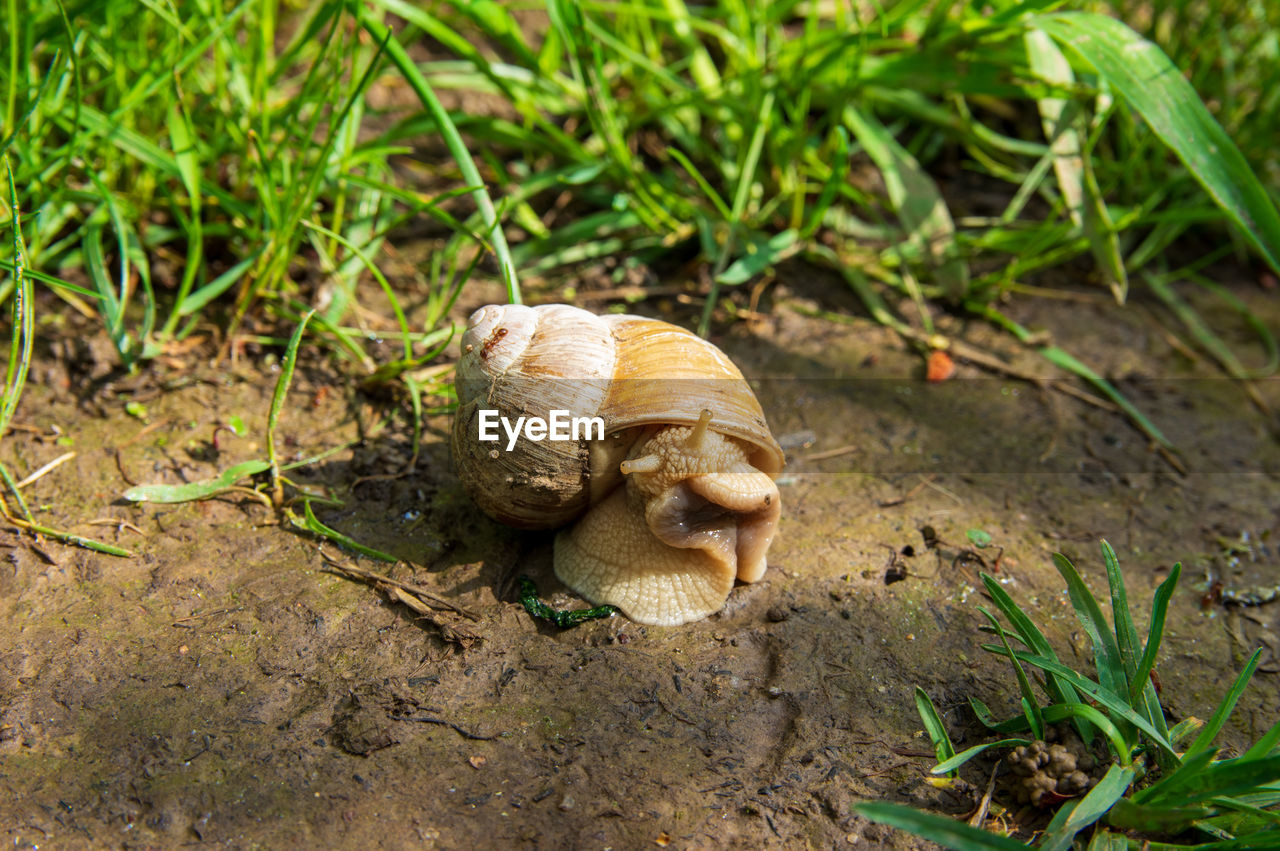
[{"xmin": 452, "ymin": 303, "xmax": 784, "ymax": 625}]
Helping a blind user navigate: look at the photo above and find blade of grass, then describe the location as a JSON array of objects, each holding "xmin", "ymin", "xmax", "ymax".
[
  {"xmin": 852, "ymin": 801, "xmax": 1029, "ymax": 850},
  {"xmin": 1106, "ymin": 796, "xmax": 1214, "ymax": 833},
  {"xmin": 974, "ymin": 303, "xmax": 1172, "ymax": 449},
  {"xmin": 1084, "ymin": 829, "xmax": 1129, "ymax": 851},
  {"xmin": 1141, "ymin": 756, "xmax": 1280, "ymax": 808},
  {"xmin": 1146, "ymin": 272, "xmax": 1276, "ymax": 381},
  {"xmin": 799, "ymin": 126, "xmax": 850, "ymax": 239},
  {"xmin": 1240, "ymin": 719, "xmax": 1280, "ymax": 762},
  {"xmin": 0, "ymin": 463, "xmax": 32, "ymax": 523},
  {"xmin": 931, "ymin": 738, "xmax": 1031, "ymax": 775},
  {"xmin": 1041, "ymin": 764, "xmax": 1136, "ymax": 851},
  {"xmin": 1, "ymin": 158, "xmax": 33, "ymax": 436},
  {"xmin": 1041, "ymin": 702, "xmax": 1131, "ymax": 761},
  {"xmin": 980, "ymin": 606, "xmax": 1045, "ymax": 739},
  {"xmin": 175, "ymin": 253, "xmax": 259, "ymax": 318},
  {"xmin": 1183, "ymin": 649, "xmax": 1264, "ymax": 761},
  {"xmin": 914, "ymin": 686, "xmax": 957, "ymax": 769},
  {"xmin": 1130, "ymin": 562, "xmax": 1180, "ymax": 723},
  {"xmin": 1053, "ymin": 551, "xmax": 1131, "ymax": 714},
  {"xmin": 844, "ymin": 105, "xmax": 968, "ymax": 303},
  {"xmin": 300, "ymin": 220, "xmax": 413, "ymax": 360},
  {"xmin": 1103, "ymin": 537, "xmax": 1141, "ymax": 680},
  {"xmin": 267, "ymin": 310, "xmax": 314, "ymax": 507},
  {"xmin": 699, "ymin": 89, "xmax": 778, "ymax": 336},
  {"xmin": 3, "ymin": 516, "xmax": 133, "ymax": 557},
  {"xmin": 123, "ymin": 459, "xmax": 272, "ymax": 503},
  {"xmin": 160, "ymin": 86, "xmax": 204, "ymax": 338},
  {"xmin": 293, "ymin": 500, "xmax": 397, "ymax": 563},
  {"xmin": 356, "ymin": 9, "xmax": 521, "ymax": 304},
  {"xmin": 980, "ymin": 571, "xmax": 1092, "ymax": 743},
  {"xmin": 1133, "ymin": 747, "xmax": 1220, "ymax": 806},
  {"xmin": 1034, "ymin": 12, "xmax": 1280, "ymax": 276},
  {"xmin": 969, "ymin": 696, "xmax": 1034, "ymax": 734},
  {"xmin": 984, "ymin": 647, "xmax": 1175, "ymax": 759}
]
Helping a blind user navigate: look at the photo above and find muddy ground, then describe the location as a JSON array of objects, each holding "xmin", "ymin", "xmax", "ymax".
[{"xmin": 0, "ymin": 271, "xmax": 1277, "ymax": 849}]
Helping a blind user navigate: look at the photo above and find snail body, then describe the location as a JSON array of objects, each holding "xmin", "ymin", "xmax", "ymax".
[{"xmin": 452, "ymin": 303, "xmax": 783, "ymax": 626}]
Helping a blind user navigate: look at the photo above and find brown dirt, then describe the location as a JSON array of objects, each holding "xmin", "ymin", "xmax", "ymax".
[{"xmin": 1, "ymin": 274, "xmax": 1277, "ymax": 849}]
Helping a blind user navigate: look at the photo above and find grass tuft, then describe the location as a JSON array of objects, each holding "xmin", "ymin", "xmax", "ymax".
[{"xmin": 861, "ymin": 541, "xmax": 1280, "ymax": 849}]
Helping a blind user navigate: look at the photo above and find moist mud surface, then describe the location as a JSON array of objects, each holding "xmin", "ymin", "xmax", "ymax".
[{"xmin": 1, "ymin": 278, "xmax": 1277, "ymax": 848}]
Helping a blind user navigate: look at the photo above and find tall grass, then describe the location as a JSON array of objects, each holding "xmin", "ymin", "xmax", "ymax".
[
  {"xmin": 2, "ymin": 0, "xmax": 1277, "ymax": 427},
  {"xmin": 0, "ymin": 0, "xmax": 504, "ymax": 372},
  {"xmin": 399, "ymin": 0, "xmax": 1279, "ymax": 405}
]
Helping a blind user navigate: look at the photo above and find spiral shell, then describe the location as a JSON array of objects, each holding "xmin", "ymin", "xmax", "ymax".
[
  {"xmin": 451, "ymin": 303, "xmax": 785, "ymax": 625},
  {"xmin": 451, "ymin": 304, "xmax": 783, "ymax": 528}
]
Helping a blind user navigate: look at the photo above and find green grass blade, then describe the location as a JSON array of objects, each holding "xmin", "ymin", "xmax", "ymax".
[
  {"xmin": 1038, "ymin": 345, "xmax": 1171, "ymax": 448},
  {"xmin": 1241, "ymin": 720, "xmax": 1280, "ymax": 762},
  {"xmin": 0, "ymin": 263, "xmax": 99, "ymax": 300},
  {"xmin": 852, "ymin": 801, "xmax": 1029, "ymax": 850},
  {"xmin": 0, "ymin": 461, "xmax": 33, "ymax": 523},
  {"xmin": 295, "ymin": 500, "xmax": 396, "ymax": 563},
  {"xmin": 1184, "ymin": 649, "xmax": 1264, "ymax": 761},
  {"xmin": 1084, "ymin": 829, "xmax": 1129, "ymax": 851},
  {"xmin": 1195, "ymin": 798, "xmax": 1280, "ymax": 842},
  {"xmin": 300, "ymin": 220, "xmax": 412, "ymax": 360},
  {"xmin": 1041, "ymin": 702, "xmax": 1130, "ymax": 761},
  {"xmin": 979, "ymin": 607, "xmax": 1045, "ymax": 739},
  {"xmin": 666, "ymin": 146, "xmax": 731, "ymax": 221},
  {"xmin": 931, "ymin": 738, "xmax": 1030, "ymax": 776},
  {"xmin": 1133, "ymin": 746, "xmax": 1219, "ymax": 808},
  {"xmin": 844, "ymin": 105, "xmax": 968, "ymax": 301},
  {"xmin": 1189, "ymin": 276, "xmax": 1280, "ymax": 379},
  {"xmin": 1025, "ymin": 27, "xmax": 1127, "ymax": 303},
  {"xmin": 1143, "ymin": 756, "xmax": 1280, "ymax": 808},
  {"xmin": 123, "ymin": 460, "xmax": 271, "ymax": 503},
  {"xmin": 1041, "ymin": 764, "xmax": 1136, "ymax": 851},
  {"xmin": 972, "ymin": 303, "xmax": 1172, "ymax": 451},
  {"xmin": 914, "ymin": 686, "xmax": 957, "ymax": 769},
  {"xmin": 12, "ymin": 519, "xmax": 133, "ymax": 557},
  {"xmin": 175, "ymin": 253, "xmax": 259, "ymax": 317},
  {"xmin": 267, "ymin": 310, "xmax": 314, "ymax": 505},
  {"xmin": 1034, "ymin": 12, "xmax": 1280, "ymax": 275},
  {"xmin": 1, "ymin": 159, "xmax": 33, "ymax": 437},
  {"xmin": 1145, "ymin": 272, "xmax": 1275, "ymax": 381},
  {"xmin": 980, "ymin": 571, "xmax": 1091, "ymax": 742},
  {"xmin": 1052, "ymin": 552, "xmax": 1130, "ymax": 714},
  {"xmin": 1131, "ymin": 562, "xmax": 1180, "ymax": 726},
  {"xmin": 1106, "ymin": 796, "xmax": 1214, "ymax": 833},
  {"xmin": 1101, "ymin": 540, "xmax": 1171, "ymax": 748},
  {"xmin": 716, "ymin": 229, "xmax": 798, "ymax": 286},
  {"xmin": 1101, "ymin": 540, "xmax": 1140, "ymax": 681},
  {"xmin": 1169, "ymin": 717, "xmax": 1205, "ymax": 750},
  {"xmin": 987, "ymin": 647, "xmax": 1173, "ymax": 759},
  {"xmin": 356, "ymin": 9, "xmax": 521, "ymax": 304},
  {"xmin": 969, "ymin": 696, "xmax": 1033, "ymax": 734},
  {"xmin": 799, "ymin": 126, "xmax": 849, "ymax": 239},
  {"xmin": 698, "ymin": 88, "xmax": 778, "ymax": 335},
  {"xmin": 160, "ymin": 92, "xmax": 204, "ymax": 338}
]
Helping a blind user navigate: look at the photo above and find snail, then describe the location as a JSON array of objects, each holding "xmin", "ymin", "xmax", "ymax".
[{"xmin": 451, "ymin": 303, "xmax": 784, "ymax": 626}]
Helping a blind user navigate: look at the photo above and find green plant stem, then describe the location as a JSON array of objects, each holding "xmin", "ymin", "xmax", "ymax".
[{"xmin": 356, "ymin": 9, "xmax": 521, "ymax": 305}]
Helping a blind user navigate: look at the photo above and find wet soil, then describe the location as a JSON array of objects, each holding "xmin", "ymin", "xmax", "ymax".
[{"xmin": 1, "ymin": 274, "xmax": 1277, "ymax": 848}]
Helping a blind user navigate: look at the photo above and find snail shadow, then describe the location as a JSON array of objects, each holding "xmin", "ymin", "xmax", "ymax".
[{"xmin": 283, "ymin": 420, "xmax": 579, "ymax": 621}]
